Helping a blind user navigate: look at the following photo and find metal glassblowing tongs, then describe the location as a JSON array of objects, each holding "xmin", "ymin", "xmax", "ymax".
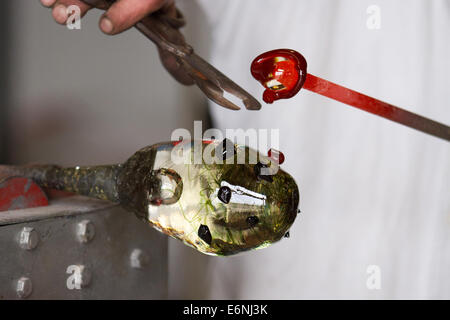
[{"xmin": 81, "ymin": 0, "xmax": 261, "ymax": 111}]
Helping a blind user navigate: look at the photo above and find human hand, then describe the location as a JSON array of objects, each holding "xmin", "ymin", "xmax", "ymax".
[{"xmin": 40, "ymin": 0, "xmax": 173, "ymax": 35}]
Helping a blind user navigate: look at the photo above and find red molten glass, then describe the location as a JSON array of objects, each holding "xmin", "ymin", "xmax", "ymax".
[
  {"xmin": 268, "ymin": 148, "xmax": 285, "ymax": 165},
  {"xmin": 250, "ymin": 49, "xmax": 450, "ymax": 141},
  {"xmin": 251, "ymin": 49, "xmax": 307, "ymax": 103}
]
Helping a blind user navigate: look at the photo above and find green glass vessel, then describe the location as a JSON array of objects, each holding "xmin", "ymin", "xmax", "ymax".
[{"xmin": 0, "ymin": 140, "xmax": 299, "ymax": 256}]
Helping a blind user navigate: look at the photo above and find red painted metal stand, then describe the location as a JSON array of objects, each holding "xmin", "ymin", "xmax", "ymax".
[{"xmin": 0, "ymin": 177, "xmax": 48, "ymax": 211}]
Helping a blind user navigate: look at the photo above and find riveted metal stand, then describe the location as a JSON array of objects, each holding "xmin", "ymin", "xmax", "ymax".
[{"xmin": 0, "ymin": 196, "xmax": 168, "ymax": 299}]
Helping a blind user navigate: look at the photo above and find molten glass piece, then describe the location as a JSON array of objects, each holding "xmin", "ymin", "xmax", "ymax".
[
  {"xmin": 251, "ymin": 49, "xmax": 307, "ymax": 103},
  {"xmin": 268, "ymin": 148, "xmax": 285, "ymax": 165}
]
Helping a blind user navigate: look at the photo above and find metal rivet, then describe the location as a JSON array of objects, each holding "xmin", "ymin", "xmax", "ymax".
[
  {"xmin": 66, "ymin": 265, "xmax": 92, "ymax": 290},
  {"xmin": 16, "ymin": 277, "xmax": 32, "ymax": 298},
  {"xmin": 130, "ymin": 249, "xmax": 149, "ymax": 269},
  {"xmin": 74, "ymin": 265, "xmax": 91, "ymax": 288},
  {"xmin": 76, "ymin": 220, "xmax": 95, "ymax": 243},
  {"xmin": 19, "ymin": 227, "xmax": 39, "ymax": 250}
]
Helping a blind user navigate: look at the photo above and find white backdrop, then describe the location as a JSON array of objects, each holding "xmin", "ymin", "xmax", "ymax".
[{"xmin": 170, "ymin": 0, "xmax": 450, "ymax": 299}]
